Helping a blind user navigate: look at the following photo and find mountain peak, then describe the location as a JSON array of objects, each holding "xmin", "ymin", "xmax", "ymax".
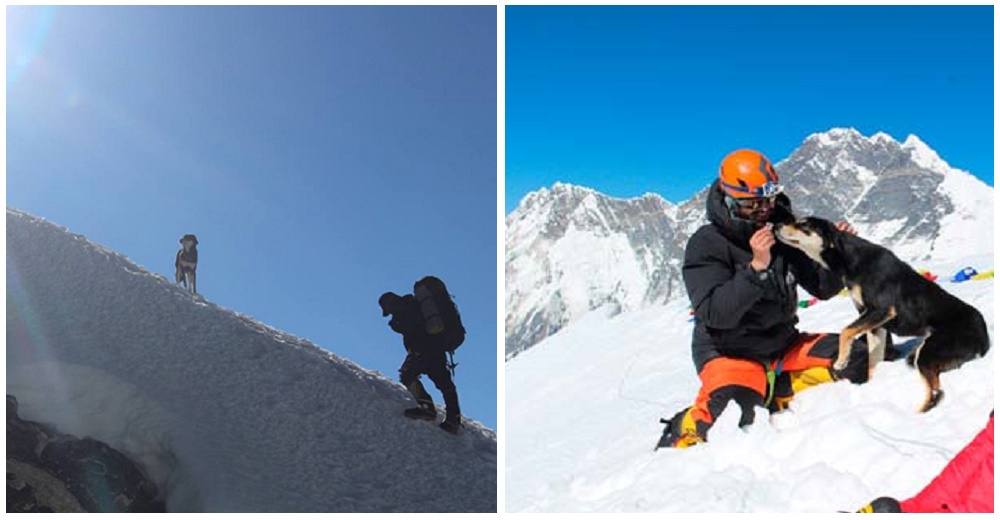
[
  {"xmin": 870, "ymin": 131, "xmax": 897, "ymax": 144},
  {"xmin": 551, "ymin": 181, "xmax": 596, "ymax": 196},
  {"xmin": 806, "ymin": 127, "xmax": 864, "ymax": 146},
  {"xmin": 515, "ymin": 183, "xmax": 673, "ymax": 217},
  {"xmin": 902, "ymin": 134, "xmax": 951, "ymax": 173}
]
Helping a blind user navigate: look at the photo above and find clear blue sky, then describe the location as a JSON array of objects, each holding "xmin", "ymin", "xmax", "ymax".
[
  {"xmin": 7, "ymin": 6, "xmax": 498, "ymax": 429},
  {"xmin": 506, "ymin": 5, "xmax": 994, "ymax": 214}
]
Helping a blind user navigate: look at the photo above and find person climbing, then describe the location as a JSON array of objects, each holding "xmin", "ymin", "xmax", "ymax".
[
  {"xmin": 657, "ymin": 149, "xmax": 874, "ymax": 449},
  {"xmin": 379, "ymin": 286, "xmax": 463, "ymax": 434}
]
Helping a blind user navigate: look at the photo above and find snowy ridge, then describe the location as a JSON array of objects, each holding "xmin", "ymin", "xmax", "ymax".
[
  {"xmin": 6, "ymin": 207, "xmax": 496, "ymax": 512},
  {"xmin": 506, "ymin": 254, "xmax": 993, "ymax": 512}
]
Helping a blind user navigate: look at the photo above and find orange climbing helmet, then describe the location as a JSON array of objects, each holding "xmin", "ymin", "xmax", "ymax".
[{"xmin": 718, "ymin": 149, "xmax": 783, "ymax": 199}]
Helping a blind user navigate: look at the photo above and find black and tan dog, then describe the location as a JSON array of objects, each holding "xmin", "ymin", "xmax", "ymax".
[
  {"xmin": 175, "ymin": 234, "xmax": 199, "ymax": 294},
  {"xmin": 774, "ymin": 216, "xmax": 990, "ymax": 412}
]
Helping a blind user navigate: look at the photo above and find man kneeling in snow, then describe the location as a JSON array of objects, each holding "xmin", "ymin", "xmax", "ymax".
[{"xmin": 657, "ymin": 150, "xmax": 873, "ymax": 449}]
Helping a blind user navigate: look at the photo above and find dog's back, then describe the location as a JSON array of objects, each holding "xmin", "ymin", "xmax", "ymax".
[
  {"xmin": 776, "ymin": 217, "xmax": 990, "ymax": 412},
  {"xmin": 827, "ymin": 227, "xmax": 988, "ymax": 340}
]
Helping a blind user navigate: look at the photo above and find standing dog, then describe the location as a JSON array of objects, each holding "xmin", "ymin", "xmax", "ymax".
[
  {"xmin": 175, "ymin": 234, "xmax": 199, "ymax": 294},
  {"xmin": 774, "ymin": 217, "xmax": 989, "ymax": 412}
]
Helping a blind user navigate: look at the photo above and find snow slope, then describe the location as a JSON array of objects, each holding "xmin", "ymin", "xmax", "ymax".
[
  {"xmin": 506, "ymin": 255, "xmax": 993, "ymax": 513},
  {"xmin": 6, "ymin": 208, "xmax": 496, "ymax": 512}
]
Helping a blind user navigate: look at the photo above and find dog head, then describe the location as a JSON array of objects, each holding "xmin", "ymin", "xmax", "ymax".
[
  {"xmin": 774, "ymin": 216, "xmax": 840, "ymax": 267},
  {"xmin": 767, "ymin": 197, "xmax": 797, "ymax": 226},
  {"xmin": 180, "ymin": 234, "xmax": 198, "ymax": 251}
]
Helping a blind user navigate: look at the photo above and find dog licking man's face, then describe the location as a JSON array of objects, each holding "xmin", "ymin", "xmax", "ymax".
[
  {"xmin": 774, "ymin": 218, "xmax": 835, "ymax": 268},
  {"xmin": 731, "ymin": 194, "xmax": 797, "ymax": 229}
]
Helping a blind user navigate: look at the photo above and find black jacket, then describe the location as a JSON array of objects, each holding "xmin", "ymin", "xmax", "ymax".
[{"xmin": 683, "ymin": 181, "xmax": 844, "ymax": 371}]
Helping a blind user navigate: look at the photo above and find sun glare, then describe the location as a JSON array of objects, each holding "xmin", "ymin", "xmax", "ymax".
[{"xmin": 7, "ymin": 5, "xmax": 57, "ymax": 88}]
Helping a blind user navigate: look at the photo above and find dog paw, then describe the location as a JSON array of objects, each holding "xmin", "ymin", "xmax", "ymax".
[{"xmin": 832, "ymin": 358, "xmax": 848, "ymax": 371}]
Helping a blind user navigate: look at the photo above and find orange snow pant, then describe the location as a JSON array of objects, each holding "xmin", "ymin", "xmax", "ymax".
[{"xmin": 684, "ymin": 333, "xmax": 868, "ymax": 441}]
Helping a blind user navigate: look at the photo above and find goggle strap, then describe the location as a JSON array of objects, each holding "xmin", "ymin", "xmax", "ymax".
[{"xmin": 721, "ymin": 181, "xmax": 783, "ymax": 198}]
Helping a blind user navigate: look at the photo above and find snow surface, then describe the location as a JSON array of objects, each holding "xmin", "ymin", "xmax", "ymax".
[
  {"xmin": 547, "ymin": 223, "xmax": 646, "ymax": 318},
  {"xmin": 931, "ymin": 156, "xmax": 995, "ymax": 262},
  {"xmin": 506, "ymin": 254, "xmax": 993, "ymax": 513},
  {"xmin": 6, "ymin": 208, "xmax": 496, "ymax": 512}
]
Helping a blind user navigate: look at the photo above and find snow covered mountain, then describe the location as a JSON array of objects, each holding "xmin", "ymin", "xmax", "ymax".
[
  {"xmin": 506, "ymin": 254, "xmax": 994, "ymax": 512},
  {"xmin": 505, "ymin": 128, "xmax": 993, "ymax": 357},
  {"xmin": 505, "ymin": 184, "xmax": 685, "ymax": 358},
  {"xmin": 6, "ymin": 208, "xmax": 497, "ymax": 512}
]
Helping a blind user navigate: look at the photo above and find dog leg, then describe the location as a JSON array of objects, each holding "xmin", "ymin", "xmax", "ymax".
[
  {"xmin": 836, "ymin": 327, "xmax": 862, "ymax": 371},
  {"xmin": 190, "ymin": 271, "xmax": 197, "ymax": 294},
  {"xmin": 913, "ymin": 333, "xmax": 950, "ymax": 413},
  {"xmin": 917, "ymin": 362, "xmax": 943, "ymax": 413},
  {"xmin": 866, "ymin": 327, "xmax": 888, "ymax": 379},
  {"xmin": 836, "ymin": 307, "xmax": 897, "ymax": 371}
]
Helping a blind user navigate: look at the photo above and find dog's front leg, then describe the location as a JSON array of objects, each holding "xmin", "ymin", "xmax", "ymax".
[
  {"xmin": 836, "ymin": 307, "xmax": 896, "ymax": 371},
  {"xmin": 866, "ymin": 327, "xmax": 888, "ymax": 379},
  {"xmin": 190, "ymin": 271, "xmax": 197, "ymax": 294},
  {"xmin": 835, "ymin": 329, "xmax": 859, "ymax": 371}
]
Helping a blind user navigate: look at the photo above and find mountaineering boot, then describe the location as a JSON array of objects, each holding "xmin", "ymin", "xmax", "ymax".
[
  {"xmin": 404, "ymin": 406, "xmax": 437, "ymax": 421},
  {"xmin": 655, "ymin": 407, "xmax": 704, "ymax": 450},
  {"xmin": 439, "ymin": 390, "xmax": 462, "ymax": 434},
  {"xmin": 403, "ymin": 394, "xmax": 436, "ymax": 421},
  {"xmin": 856, "ymin": 497, "xmax": 902, "ymax": 513},
  {"xmin": 404, "ymin": 380, "xmax": 436, "ymax": 420},
  {"xmin": 439, "ymin": 416, "xmax": 461, "ymax": 435}
]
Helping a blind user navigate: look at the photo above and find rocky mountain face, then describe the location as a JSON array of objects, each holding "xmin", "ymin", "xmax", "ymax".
[
  {"xmin": 505, "ymin": 128, "xmax": 993, "ymax": 358},
  {"xmin": 505, "ymin": 184, "xmax": 686, "ymax": 358},
  {"xmin": 7, "ymin": 395, "xmax": 164, "ymax": 513}
]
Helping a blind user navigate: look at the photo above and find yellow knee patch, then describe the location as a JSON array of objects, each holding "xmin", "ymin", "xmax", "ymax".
[
  {"xmin": 789, "ymin": 366, "xmax": 834, "ymax": 394},
  {"xmin": 770, "ymin": 367, "xmax": 835, "ymax": 412}
]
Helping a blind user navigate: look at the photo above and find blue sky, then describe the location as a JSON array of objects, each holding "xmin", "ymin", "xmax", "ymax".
[
  {"xmin": 7, "ymin": 6, "xmax": 498, "ymax": 429},
  {"xmin": 506, "ymin": 5, "xmax": 994, "ymax": 213}
]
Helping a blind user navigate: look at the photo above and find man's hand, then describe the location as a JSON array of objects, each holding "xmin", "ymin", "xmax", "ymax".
[
  {"xmin": 835, "ymin": 221, "xmax": 857, "ymax": 235},
  {"xmin": 749, "ymin": 223, "xmax": 775, "ymax": 272}
]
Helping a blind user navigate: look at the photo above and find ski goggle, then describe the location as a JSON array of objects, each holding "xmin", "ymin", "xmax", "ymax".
[
  {"xmin": 721, "ymin": 180, "xmax": 783, "ymax": 199},
  {"xmin": 731, "ymin": 195, "xmax": 777, "ymax": 210}
]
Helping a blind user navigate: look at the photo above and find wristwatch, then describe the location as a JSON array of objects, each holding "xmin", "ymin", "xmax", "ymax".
[{"xmin": 750, "ymin": 264, "xmax": 769, "ymax": 281}]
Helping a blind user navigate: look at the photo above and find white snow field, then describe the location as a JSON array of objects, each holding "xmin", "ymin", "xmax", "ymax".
[{"xmin": 507, "ymin": 254, "xmax": 993, "ymax": 513}]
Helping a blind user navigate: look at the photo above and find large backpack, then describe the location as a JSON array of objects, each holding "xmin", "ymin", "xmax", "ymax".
[{"xmin": 413, "ymin": 276, "xmax": 466, "ymax": 352}]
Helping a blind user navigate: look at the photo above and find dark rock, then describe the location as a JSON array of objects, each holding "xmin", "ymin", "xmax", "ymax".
[{"xmin": 6, "ymin": 395, "xmax": 165, "ymax": 512}]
